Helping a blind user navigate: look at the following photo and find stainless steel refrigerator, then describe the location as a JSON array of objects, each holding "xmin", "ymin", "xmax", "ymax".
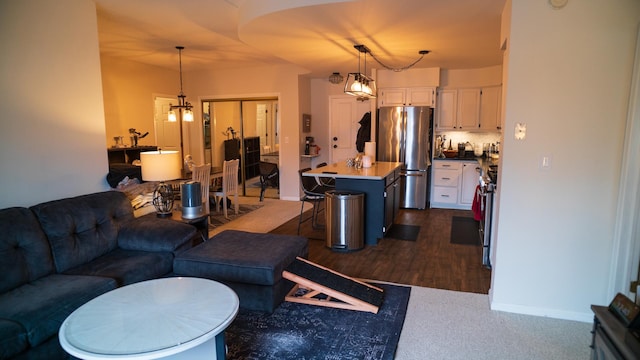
[{"xmin": 376, "ymin": 106, "xmax": 433, "ymax": 209}]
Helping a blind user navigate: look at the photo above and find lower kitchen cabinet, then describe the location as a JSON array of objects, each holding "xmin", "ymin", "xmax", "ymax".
[{"xmin": 431, "ymin": 160, "xmax": 479, "ymax": 210}]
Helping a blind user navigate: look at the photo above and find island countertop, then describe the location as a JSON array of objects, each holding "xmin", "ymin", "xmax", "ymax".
[{"xmin": 303, "ymin": 161, "xmax": 403, "ymax": 180}]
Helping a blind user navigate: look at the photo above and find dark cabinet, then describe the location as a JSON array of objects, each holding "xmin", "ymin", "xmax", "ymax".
[
  {"xmin": 224, "ymin": 139, "xmax": 240, "ymax": 161},
  {"xmin": 107, "ymin": 146, "xmax": 157, "ymax": 165},
  {"xmin": 243, "ymin": 136, "xmax": 260, "ymax": 180},
  {"xmin": 591, "ymin": 305, "xmax": 640, "ymax": 359}
]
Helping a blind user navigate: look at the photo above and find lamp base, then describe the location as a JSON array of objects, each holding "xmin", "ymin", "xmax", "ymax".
[{"xmin": 152, "ymin": 182, "xmax": 175, "ymax": 217}]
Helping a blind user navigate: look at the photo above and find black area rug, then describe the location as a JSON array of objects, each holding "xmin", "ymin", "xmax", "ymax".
[
  {"xmin": 385, "ymin": 224, "xmax": 420, "ymax": 241},
  {"xmin": 450, "ymin": 216, "xmax": 480, "ymax": 246},
  {"xmin": 225, "ymin": 283, "xmax": 411, "ymax": 360}
]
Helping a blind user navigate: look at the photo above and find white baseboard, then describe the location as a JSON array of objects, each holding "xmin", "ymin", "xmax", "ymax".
[{"xmin": 490, "ymin": 301, "xmax": 593, "ymax": 323}]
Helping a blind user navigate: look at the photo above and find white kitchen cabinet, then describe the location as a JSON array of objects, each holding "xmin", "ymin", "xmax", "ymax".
[
  {"xmin": 436, "ymin": 90, "xmax": 457, "ymax": 130},
  {"xmin": 378, "ymin": 87, "xmax": 435, "ymax": 107},
  {"xmin": 479, "ymin": 86, "xmax": 502, "ymax": 131},
  {"xmin": 436, "ymin": 89, "xmax": 480, "ymax": 130},
  {"xmin": 457, "ymin": 89, "xmax": 481, "ymax": 129},
  {"xmin": 431, "ymin": 160, "xmax": 479, "ymax": 209}
]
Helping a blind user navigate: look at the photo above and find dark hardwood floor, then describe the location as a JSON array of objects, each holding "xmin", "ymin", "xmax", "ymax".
[{"xmin": 269, "ymin": 206, "xmax": 492, "ymax": 294}]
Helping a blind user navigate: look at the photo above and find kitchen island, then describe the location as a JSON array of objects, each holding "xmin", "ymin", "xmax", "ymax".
[{"xmin": 303, "ymin": 161, "xmax": 403, "ymax": 246}]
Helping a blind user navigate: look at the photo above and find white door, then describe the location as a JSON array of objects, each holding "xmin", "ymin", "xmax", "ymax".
[
  {"xmin": 154, "ymin": 96, "xmax": 181, "ymax": 156},
  {"xmin": 329, "ymin": 97, "xmax": 371, "ymax": 163}
]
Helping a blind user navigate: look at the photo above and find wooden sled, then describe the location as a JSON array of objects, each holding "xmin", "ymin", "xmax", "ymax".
[{"xmin": 282, "ymin": 257, "xmax": 385, "ymax": 314}]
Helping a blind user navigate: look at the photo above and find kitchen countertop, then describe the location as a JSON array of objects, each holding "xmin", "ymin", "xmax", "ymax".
[{"xmin": 303, "ymin": 161, "xmax": 402, "ymax": 180}]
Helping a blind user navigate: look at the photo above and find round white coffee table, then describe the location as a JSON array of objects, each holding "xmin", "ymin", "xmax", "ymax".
[{"xmin": 59, "ymin": 277, "xmax": 239, "ymax": 359}]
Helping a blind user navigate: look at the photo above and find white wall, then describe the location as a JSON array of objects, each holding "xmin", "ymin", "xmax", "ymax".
[
  {"xmin": 101, "ymin": 56, "xmax": 178, "ymax": 146},
  {"xmin": 490, "ymin": 0, "xmax": 640, "ymax": 321},
  {"xmin": 0, "ymin": 0, "xmax": 109, "ymax": 208}
]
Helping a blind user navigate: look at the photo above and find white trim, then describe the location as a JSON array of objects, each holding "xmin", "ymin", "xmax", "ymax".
[
  {"xmin": 609, "ymin": 24, "xmax": 640, "ymax": 301},
  {"xmin": 490, "ymin": 302, "xmax": 592, "ymax": 323}
]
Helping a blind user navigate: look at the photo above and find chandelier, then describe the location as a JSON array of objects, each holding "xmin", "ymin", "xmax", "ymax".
[
  {"xmin": 168, "ymin": 46, "xmax": 193, "ymax": 122},
  {"xmin": 344, "ymin": 45, "xmax": 376, "ymax": 101}
]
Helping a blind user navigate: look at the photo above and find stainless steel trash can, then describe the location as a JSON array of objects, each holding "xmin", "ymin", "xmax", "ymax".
[{"xmin": 325, "ymin": 190, "xmax": 365, "ymax": 251}]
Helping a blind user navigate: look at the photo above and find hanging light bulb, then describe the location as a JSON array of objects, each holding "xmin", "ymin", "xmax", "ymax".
[
  {"xmin": 168, "ymin": 109, "xmax": 177, "ymax": 122},
  {"xmin": 183, "ymin": 108, "xmax": 194, "ymax": 122}
]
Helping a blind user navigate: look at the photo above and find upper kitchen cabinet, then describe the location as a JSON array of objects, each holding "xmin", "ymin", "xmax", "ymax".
[
  {"xmin": 457, "ymin": 89, "xmax": 481, "ymax": 129},
  {"xmin": 378, "ymin": 87, "xmax": 436, "ymax": 107},
  {"xmin": 436, "ymin": 88, "xmax": 480, "ymax": 130},
  {"xmin": 479, "ymin": 86, "xmax": 502, "ymax": 131},
  {"xmin": 436, "ymin": 86, "xmax": 502, "ymax": 132}
]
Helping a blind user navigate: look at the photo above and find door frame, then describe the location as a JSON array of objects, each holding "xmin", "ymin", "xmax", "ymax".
[{"xmin": 610, "ymin": 25, "xmax": 640, "ymax": 302}]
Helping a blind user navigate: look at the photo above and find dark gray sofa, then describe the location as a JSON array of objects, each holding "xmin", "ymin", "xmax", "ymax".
[{"xmin": 0, "ymin": 191, "xmax": 198, "ymax": 359}]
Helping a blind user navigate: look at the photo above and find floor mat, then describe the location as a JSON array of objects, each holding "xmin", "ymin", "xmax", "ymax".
[
  {"xmin": 450, "ymin": 216, "xmax": 480, "ymax": 246},
  {"xmin": 385, "ymin": 224, "xmax": 420, "ymax": 241}
]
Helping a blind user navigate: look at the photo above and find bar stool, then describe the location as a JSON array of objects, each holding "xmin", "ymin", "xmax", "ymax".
[{"xmin": 298, "ymin": 168, "xmax": 332, "ymax": 235}]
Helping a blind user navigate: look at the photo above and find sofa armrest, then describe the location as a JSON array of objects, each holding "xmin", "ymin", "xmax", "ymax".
[{"xmin": 118, "ymin": 215, "xmax": 197, "ymax": 253}]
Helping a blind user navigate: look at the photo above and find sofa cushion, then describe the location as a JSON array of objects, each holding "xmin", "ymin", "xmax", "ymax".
[
  {"xmin": 63, "ymin": 248, "xmax": 175, "ymax": 286},
  {"xmin": 118, "ymin": 215, "xmax": 197, "ymax": 254},
  {"xmin": 0, "ymin": 207, "xmax": 55, "ymax": 294},
  {"xmin": 173, "ymin": 230, "xmax": 308, "ymax": 286},
  {"xmin": 0, "ymin": 274, "xmax": 116, "ymax": 349},
  {"xmin": 0, "ymin": 318, "xmax": 28, "ymax": 359},
  {"xmin": 30, "ymin": 191, "xmax": 134, "ymax": 273}
]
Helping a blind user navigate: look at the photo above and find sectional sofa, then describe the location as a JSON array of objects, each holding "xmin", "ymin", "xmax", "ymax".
[{"xmin": 0, "ymin": 191, "xmax": 198, "ymax": 359}]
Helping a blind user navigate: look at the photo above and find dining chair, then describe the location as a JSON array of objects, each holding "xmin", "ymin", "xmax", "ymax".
[
  {"xmin": 192, "ymin": 163, "xmax": 211, "ymax": 214},
  {"xmin": 213, "ymin": 159, "xmax": 239, "ymax": 219}
]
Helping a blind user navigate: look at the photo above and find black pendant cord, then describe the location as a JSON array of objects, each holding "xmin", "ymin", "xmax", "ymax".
[{"xmin": 354, "ymin": 44, "xmax": 430, "ymax": 73}]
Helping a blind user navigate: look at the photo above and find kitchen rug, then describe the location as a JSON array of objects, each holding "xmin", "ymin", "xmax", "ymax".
[
  {"xmin": 225, "ymin": 283, "xmax": 411, "ymax": 360},
  {"xmin": 385, "ymin": 224, "xmax": 420, "ymax": 241},
  {"xmin": 450, "ymin": 216, "xmax": 480, "ymax": 246}
]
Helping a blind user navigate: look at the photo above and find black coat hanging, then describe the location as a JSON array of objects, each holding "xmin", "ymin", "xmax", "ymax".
[{"xmin": 355, "ymin": 112, "xmax": 371, "ymax": 153}]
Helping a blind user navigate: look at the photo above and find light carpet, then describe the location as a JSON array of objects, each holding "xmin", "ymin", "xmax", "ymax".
[
  {"xmin": 207, "ymin": 197, "xmax": 310, "ymax": 238},
  {"xmin": 395, "ymin": 285, "xmax": 592, "ymax": 359}
]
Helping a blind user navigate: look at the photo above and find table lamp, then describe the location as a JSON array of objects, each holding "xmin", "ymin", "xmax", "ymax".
[{"xmin": 140, "ymin": 150, "xmax": 181, "ymax": 217}]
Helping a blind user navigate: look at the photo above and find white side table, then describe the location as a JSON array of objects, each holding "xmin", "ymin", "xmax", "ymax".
[{"xmin": 59, "ymin": 277, "xmax": 239, "ymax": 359}]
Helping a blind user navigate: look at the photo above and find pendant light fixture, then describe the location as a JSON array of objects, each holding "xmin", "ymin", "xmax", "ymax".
[
  {"xmin": 168, "ymin": 46, "xmax": 193, "ymax": 122},
  {"xmin": 344, "ymin": 44, "xmax": 430, "ymax": 101},
  {"xmin": 344, "ymin": 45, "xmax": 376, "ymax": 101}
]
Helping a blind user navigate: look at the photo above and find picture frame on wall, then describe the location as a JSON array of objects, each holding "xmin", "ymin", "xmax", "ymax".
[{"xmin": 302, "ymin": 114, "xmax": 311, "ymax": 133}]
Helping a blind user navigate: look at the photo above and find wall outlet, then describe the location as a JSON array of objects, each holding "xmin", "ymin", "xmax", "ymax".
[{"xmin": 515, "ymin": 123, "xmax": 526, "ymax": 140}]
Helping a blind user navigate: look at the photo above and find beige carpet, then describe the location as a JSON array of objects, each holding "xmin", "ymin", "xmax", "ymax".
[{"xmin": 207, "ymin": 197, "xmax": 310, "ymax": 238}]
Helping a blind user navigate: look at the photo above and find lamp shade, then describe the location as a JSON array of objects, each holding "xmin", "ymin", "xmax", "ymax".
[{"xmin": 140, "ymin": 151, "xmax": 181, "ymax": 181}]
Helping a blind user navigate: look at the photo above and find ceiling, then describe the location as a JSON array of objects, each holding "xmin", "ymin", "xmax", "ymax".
[{"xmin": 94, "ymin": 0, "xmax": 506, "ymax": 78}]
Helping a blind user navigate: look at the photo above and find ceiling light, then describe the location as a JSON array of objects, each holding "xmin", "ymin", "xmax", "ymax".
[
  {"xmin": 344, "ymin": 45, "xmax": 376, "ymax": 101},
  {"xmin": 168, "ymin": 46, "xmax": 193, "ymax": 122},
  {"xmin": 329, "ymin": 72, "xmax": 344, "ymax": 84}
]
